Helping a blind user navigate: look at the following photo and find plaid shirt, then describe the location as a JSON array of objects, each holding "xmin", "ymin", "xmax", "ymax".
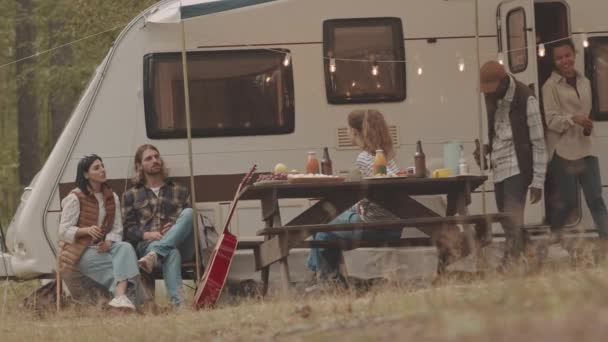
[
  {"xmin": 491, "ymin": 75, "xmax": 547, "ymax": 189},
  {"xmin": 122, "ymin": 180, "xmax": 190, "ymax": 245}
]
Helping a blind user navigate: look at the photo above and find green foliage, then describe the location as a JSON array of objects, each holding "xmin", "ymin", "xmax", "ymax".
[{"xmin": 0, "ymin": 0, "xmax": 158, "ymax": 223}]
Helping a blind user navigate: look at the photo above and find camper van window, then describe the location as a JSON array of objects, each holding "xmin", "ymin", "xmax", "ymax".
[
  {"xmin": 323, "ymin": 17, "xmax": 406, "ymax": 104},
  {"xmin": 585, "ymin": 37, "xmax": 608, "ymax": 121},
  {"xmin": 506, "ymin": 8, "xmax": 528, "ymax": 73},
  {"xmin": 143, "ymin": 49, "xmax": 295, "ymax": 139}
]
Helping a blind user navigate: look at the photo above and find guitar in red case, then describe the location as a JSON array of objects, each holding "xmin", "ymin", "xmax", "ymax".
[{"xmin": 193, "ymin": 164, "xmax": 257, "ymax": 310}]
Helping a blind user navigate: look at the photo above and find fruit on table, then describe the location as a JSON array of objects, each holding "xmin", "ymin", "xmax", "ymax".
[{"xmin": 274, "ymin": 163, "xmax": 288, "ymax": 174}]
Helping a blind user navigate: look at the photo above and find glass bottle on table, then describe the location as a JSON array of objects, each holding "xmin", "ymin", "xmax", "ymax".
[
  {"xmin": 414, "ymin": 140, "xmax": 426, "ymax": 178},
  {"xmin": 321, "ymin": 147, "xmax": 333, "ymax": 175},
  {"xmin": 305, "ymin": 152, "xmax": 320, "ymax": 174},
  {"xmin": 373, "ymin": 149, "xmax": 387, "ymax": 176}
]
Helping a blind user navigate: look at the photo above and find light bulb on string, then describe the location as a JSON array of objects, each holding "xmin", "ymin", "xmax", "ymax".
[
  {"xmin": 458, "ymin": 57, "xmax": 465, "ymax": 72},
  {"xmin": 329, "ymin": 58, "xmax": 337, "ymax": 73},
  {"xmin": 283, "ymin": 53, "xmax": 291, "ymax": 67},
  {"xmin": 371, "ymin": 62, "xmax": 379, "ymax": 76},
  {"xmin": 538, "ymin": 43, "xmax": 546, "ymax": 57},
  {"xmin": 497, "ymin": 52, "xmax": 505, "ymax": 65},
  {"xmin": 582, "ymin": 33, "xmax": 589, "ymax": 48},
  {"xmin": 415, "ymin": 55, "xmax": 423, "ymax": 76}
]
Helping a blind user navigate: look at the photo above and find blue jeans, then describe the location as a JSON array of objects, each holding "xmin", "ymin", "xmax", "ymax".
[
  {"xmin": 306, "ymin": 210, "xmax": 402, "ymax": 280},
  {"xmin": 78, "ymin": 241, "xmax": 141, "ymax": 305},
  {"xmin": 138, "ymin": 208, "xmax": 195, "ymax": 306},
  {"xmin": 549, "ymin": 155, "xmax": 608, "ymax": 239}
]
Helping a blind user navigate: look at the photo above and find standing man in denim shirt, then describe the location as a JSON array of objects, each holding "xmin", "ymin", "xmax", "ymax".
[{"xmin": 122, "ymin": 144, "xmax": 195, "ymax": 309}]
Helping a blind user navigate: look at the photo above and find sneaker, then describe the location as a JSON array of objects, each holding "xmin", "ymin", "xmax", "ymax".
[
  {"xmin": 138, "ymin": 251, "xmax": 158, "ymax": 273},
  {"xmin": 108, "ymin": 295, "xmax": 135, "ymax": 311}
]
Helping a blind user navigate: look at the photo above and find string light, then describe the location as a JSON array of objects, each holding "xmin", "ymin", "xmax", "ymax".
[
  {"xmin": 265, "ymin": 76, "xmax": 272, "ymax": 83},
  {"xmin": 538, "ymin": 43, "xmax": 546, "ymax": 57},
  {"xmin": 458, "ymin": 57, "xmax": 465, "ymax": 72},
  {"xmin": 2, "ymin": 20, "xmax": 590, "ymax": 98},
  {"xmin": 283, "ymin": 53, "xmax": 291, "ymax": 66},
  {"xmin": 329, "ymin": 58, "xmax": 337, "ymax": 73},
  {"xmin": 371, "ymin": 61, "xmax": 379, "ymax": 76},
  {"xmin": 414, "ymin": 55, "xmax": 423, "ymax": 76}
]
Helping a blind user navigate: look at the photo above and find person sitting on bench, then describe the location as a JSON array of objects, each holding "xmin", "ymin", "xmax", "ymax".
[
  {"xmin": 305, "ymin": 109, "xmax": 403, "ymax": 291},
  {"xmin": 58, "ymin": 154, "xmax": 140, "ymax": 311}
]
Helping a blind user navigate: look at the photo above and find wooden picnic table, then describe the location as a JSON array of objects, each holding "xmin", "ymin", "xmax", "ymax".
[{"xmin": 239, "ymin": 175, "xmax": 505, "ymax": 293}]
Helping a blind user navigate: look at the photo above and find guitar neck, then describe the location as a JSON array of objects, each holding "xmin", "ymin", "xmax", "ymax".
[{"xmin": 221, "ymin": 165, "xmax": 256, "ymax": 234}]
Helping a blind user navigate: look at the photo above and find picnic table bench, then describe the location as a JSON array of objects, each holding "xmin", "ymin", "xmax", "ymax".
[{"xmin": 239, "ymin": 175, "xmax": 511, "ymax": 293}]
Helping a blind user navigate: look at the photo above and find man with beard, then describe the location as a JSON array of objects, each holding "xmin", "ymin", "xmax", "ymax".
[{"xmin": 122, "ymin": 144, "xmax": 194, "ymax": 309}]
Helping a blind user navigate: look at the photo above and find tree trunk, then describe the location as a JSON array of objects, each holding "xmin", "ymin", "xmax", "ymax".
[
  {"xmin": 48, "ymin": 18, "xmax": 74, "ymax": 145},
  {"xmin": 15, "ymin": 0, "xmax": 39, "ymax": 186}
]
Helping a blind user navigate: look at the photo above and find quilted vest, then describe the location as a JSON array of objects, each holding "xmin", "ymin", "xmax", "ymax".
[
  {"xmin": 58, "ymin": 184, "xmax": 116, "ymax": 271},
  {"xmin": 485, "ymin": 79, "xmax": 535, "ymax": 187}
]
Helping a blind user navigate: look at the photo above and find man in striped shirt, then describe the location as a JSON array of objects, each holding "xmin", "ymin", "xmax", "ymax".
[{"xmin": 477, "ymin": 61, "xmax": 547, "ymax": 265}]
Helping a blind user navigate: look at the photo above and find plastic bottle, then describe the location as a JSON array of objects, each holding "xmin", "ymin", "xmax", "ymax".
[
  {"xmin": 414, "ymin": 140, "xmax": 426, "ymax": 178},
  {"xmin": 458, "ymin": 149, "xmax": 469, "ymax": 175},
  {"xmin": 305, "ymin": 152, "xmax": 320, "ymax": 174},
  {"xmin": 373, "ymin": 149, "xmax": 387, "ymax": 176},
  {"xmin": 320, "ymin": 147, "xmax": 333, "ymax": 175}
]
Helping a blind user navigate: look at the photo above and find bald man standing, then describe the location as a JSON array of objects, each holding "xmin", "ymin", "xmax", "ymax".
[{"xmin": 476, "ymin": 61, "xmax": 547, "ymax": 267}]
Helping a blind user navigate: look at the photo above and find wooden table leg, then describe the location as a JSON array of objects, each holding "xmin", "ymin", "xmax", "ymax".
[
  {"xmin": 260, "ymin": 191, "xmax": 291, "ymax": 295},
  {"xmin": 260, "ymin": 249, "xmax": 270, "ymax": 296},
  {"xmin": 446, "ymin": 181, "xmax": 480, "ymax": 271}
]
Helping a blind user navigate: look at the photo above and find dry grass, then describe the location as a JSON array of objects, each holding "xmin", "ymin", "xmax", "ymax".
[{"xmin": 2, "ymin": 265, "xmax": 608, "ymax": 341}]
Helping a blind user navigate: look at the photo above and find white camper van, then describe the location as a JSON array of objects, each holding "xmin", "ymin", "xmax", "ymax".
[{"xmin": 2, "ymin": 0, "xmax": 608, "ymax": 281}]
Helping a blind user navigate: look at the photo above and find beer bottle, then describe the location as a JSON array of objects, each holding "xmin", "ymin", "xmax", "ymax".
[
  {"xmin": 305, "ymin": 152, "xmax": 320, "ymax": 174},
  {"xmin": 321, "ymin": 147, "xmax": 333, "ymax": 175},
  {"xmin": 373, "ymin": 149, "xmax": 387, "ymax": 176},
  {"xmin": 474, "ymin": 139, "xmax": 489, "ymax": 170},
  {"xmin": 414, "ymin": 140, "xmax": 426, "ymax": 178}
]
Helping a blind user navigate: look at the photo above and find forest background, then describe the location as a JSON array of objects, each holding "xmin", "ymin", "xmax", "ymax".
[{"xmin": 0, "ymin": 0, "xmax": 158, "ymax": 228}]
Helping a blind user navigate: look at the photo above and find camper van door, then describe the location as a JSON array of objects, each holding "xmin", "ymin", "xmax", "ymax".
[
  {"xmin": 498, "ymin": 0, "xmax": 546, "ymax": 225},
  {"xmin": 498, "ymin": 0, "xmax": 539, "ymax": 95}
]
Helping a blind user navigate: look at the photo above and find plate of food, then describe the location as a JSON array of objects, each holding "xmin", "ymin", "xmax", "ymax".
[
  {"xmin": 254, "ymin": 173, "xmax": 289, "ymax": 185},
  {"xmin": 287, "ymin": 173, "xmax": 345, "ymax": 184},
  {"xmin": 363, "ymin": 171, "xmax": 411, "ymax": 180}
]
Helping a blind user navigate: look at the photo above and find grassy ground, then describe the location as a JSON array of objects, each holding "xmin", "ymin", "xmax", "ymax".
[{"xmin": 2, "ymin": 264, "xmax": 608, "ymax": 341}]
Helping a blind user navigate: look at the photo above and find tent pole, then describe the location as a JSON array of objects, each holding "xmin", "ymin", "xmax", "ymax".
[
  {"xmin": 180, "ymin": 18, "xmax": 202, "ymax": 283},
  {"xmin": 474, "ymin": 0, "xmax": 487, "ymax": 215}
]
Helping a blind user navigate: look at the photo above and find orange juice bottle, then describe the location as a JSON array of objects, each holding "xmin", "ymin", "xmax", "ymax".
[
  {"xmin": 305, "ymin": 152, "xmax": 320, "ymax": 174},
  {"xmin": 373, "ymin": 149, "xmax": 387, "ymax": 176}
]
